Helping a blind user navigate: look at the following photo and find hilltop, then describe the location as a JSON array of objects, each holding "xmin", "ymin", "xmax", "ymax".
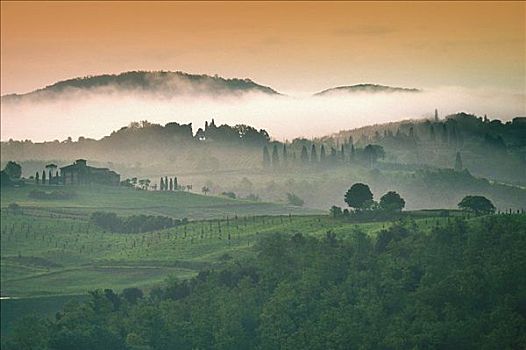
[
  {"xmin": 314, "ymin": 83, "xmax": 421, "ymax": 96},
  {"xmin": 1, "ymin": 71, "xmax": 281, "ymax": 102}
]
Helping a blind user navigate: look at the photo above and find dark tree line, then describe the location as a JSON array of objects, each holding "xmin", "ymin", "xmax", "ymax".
[{"xmin": 90, "ymin": 212, "xmax": 186, "ymax": 233}]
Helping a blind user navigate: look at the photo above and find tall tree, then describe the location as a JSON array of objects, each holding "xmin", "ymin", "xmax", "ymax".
[
  {"xmin": 310, "ymin": 144, "xmax": 318, "ymax": 163},
  {"xmin": 454, "ymin": 152, "xmax": 463, "ymax": 172},
  {"xmin": 174, "ymin": 177, "xmax": 178, "ymax": 190},
  {"xmin": 320, "ymin": 145, "xmax": 326, "ymax": 163},
  {"xmin": 282, "ymin": 144, "xmax": 288, "ymax": 166},
  {"xmin": 42, "ymin": 171, "xmax": 46, "ymax": 185},
  {"xmin": 271, "ymin": 144, "xmax": 280, "ymax": 167},
  {"xmin": 379, "ymin": 191, "xmax": 405, "ymax": 212},
  {"xmin": 35, "ymin": 171, "xmax": 40, "ymax": 185},
  {"xmin": 429, "ymin": 125, "xmax": 436, "ymax": 142},
  {"xmin": 3, "ymin": 161, "xmax": 21, "ymax": 179},
  {"xmin": 300, "ymin": 145, "xmax": 309, "ymax": 164},
  {"xmin": 344, "ymin": 183, "xmax": 373, "ymax": 211},
  {"xmin": 169, "ymin": 178, "xmax": 173, "ymax": 191},
  {"xmin": 263, "ymin": 146, "xmax": 271, "ymax": 168},
  {"xmin": 340, "ymin": 145, "xmax": 345, "ymax": 161},
  {"xmin": 160, "ymin": 177, "xmax": 164, "ymax": 191},
  {"xmin": 164, "ymin": 176, "xmax": 168, "ymax": 191},
  {"xmin": 441, "ymin": 124, "xmax": 448, "ymax": 144}
]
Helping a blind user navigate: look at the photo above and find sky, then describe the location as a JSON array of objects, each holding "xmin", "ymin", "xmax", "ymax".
[
  {"xmin": 1, "ymin": 1, "xmax": 525, "ymax": 95},
  {"xmin": 1, "ymin": 1, "xmax": 525, "ymax": 142}
]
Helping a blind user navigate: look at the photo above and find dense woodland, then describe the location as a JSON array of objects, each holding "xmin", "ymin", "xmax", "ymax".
[{"xmin": 3, "ymin": 214, "xmax": 525, "ymax": 350}]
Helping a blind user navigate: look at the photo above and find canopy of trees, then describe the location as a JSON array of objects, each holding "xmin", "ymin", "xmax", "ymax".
[
  {"xmin": 4, "ymin": 215, "xmax": 525, "ymax": 349},
  {"xmin": 379, "ymin": 191, "xmax": 405, "ymax": 212},
  {"xmin": 90, "ymin": 212, "xmax": 185, "ymax": 233},
  {"xmin": 344, "ymin": 183, "xmax": 373, "ymax": 210},
  {"xmin": 458, "ymin": 195, "xmax": 496, "ymax": 215}
]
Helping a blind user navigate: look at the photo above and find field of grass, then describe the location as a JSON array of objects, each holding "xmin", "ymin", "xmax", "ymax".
[
  {"xmin": 0, "ymin": 184, "xmax": 322, "ymax": 220},
  {"xmin": 0, "ymin": 184, "xmax": 466, "ymax": 336}
]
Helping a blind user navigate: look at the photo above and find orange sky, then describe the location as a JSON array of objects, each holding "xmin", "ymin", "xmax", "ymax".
[{"xmin": 1, "ymin": 1, "xmax": 525, "ymax": 95}]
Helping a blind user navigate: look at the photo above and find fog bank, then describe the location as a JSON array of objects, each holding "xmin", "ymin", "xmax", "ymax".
[{"xmin": 1, "ymin": 86, "xmax": 524, "ymax": 142}]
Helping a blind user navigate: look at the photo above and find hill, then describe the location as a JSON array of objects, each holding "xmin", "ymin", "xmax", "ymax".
[
  {"xmin": 323, "ymin": 112, "xmax": 526, "ymax": 185},
  {"xmin": 3, "ymin": 213, "xmax": 525, "ymax": 348},
  {"xmin": 1, "ymin": 71, "xmax": 281, "ymax": 102},
  {"xmin": 314, "ymin": 83, "xmax": 421, "ymax": 96}
]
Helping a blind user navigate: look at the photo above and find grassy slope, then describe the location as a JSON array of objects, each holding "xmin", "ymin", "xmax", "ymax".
[{"xmin": 0, "ymin": 184, "xmax": 322, "ymax": 219}]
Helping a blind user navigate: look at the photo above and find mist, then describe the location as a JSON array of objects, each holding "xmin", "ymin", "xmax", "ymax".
[{"xmin": 1, "ymin": 85, "xmax": 524, "ymax": 142}]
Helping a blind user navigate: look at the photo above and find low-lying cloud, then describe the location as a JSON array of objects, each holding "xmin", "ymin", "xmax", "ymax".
[{"xmin": 1, "ymin": 86, "xmax": 524, "ymax": 142}]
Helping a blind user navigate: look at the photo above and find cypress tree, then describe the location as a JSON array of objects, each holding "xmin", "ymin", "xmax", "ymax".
[
  {"xmin": 169, "ymin": 178, "xmax": 173, "ymax": 191},
  {"xmin": 42, "ymin": 171, "xmax": 46, "ymax": 185},
  {"xmin": 310, "ymin": 144, "xmax": 318, "ymax": 162},
  {"xmin": 454, "ymin": 152, "xmax": 463, "ymax": 172},
  {"xmin": 271, "ymin": 144, "xmax": 279, "ymax": 167},
  {"xmin": 330, "ymin": 147, "xmax": 337, "ymax": 162},
  {"xmin": 341, "ymin": 144, "xmax": 345, "ymax": 161},
  {"xmin": 262, "ymin": 146, "xmax": 271, "ymax": 168},
  {"xmin": 49, "ymin": 170, "xmax": 52, "ymax": 184},
  {"xmin": 160, "ymin": 177, "xmax": 164, "ymax": 191},
  {"xmin": 164, "ymin": 176, "xmax": 168, "ymax": 191},
  {"xmin": 35, "ymin": 171, "xmax": 40, "ymax": 185},
  {"xmin": 282, "ymin": 144, "xmax": 288, "ymax": 165},
  {"xmin": 442, "ymin": 124, "xmax": 448, "ymax": 144},
  {"xmin": 300, "ymin": 145, "xmax": 309, "ymax": 163},
  {"xmin": 320, "ymin": 145, "xmax": 326, "ymax": 163},
  {"xmin": 174, "ymin": 177, "xmax": 178, "ymax": 190}
]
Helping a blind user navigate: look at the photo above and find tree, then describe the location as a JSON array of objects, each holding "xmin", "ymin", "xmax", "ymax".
[
  {"xmin": 202, "ymin": 186, "xmax": 210, "ymax": 195},
  {"xmin": 379, "ymin": 191, "xmax": 405, "ymax": 212},
  {"xmin": 458, "ymin": 195, "xmax": 496, "ymax": 215},
  {"xmin": 271, "ymin": 144, "xmax": 280, "ymax": 167},
  {"xmin": 160, "ymin": 177, "xmax": 164, "ymax": 191},
  {"xmin": 263, "ymin": 146, "xmax": 271, "ymax": 168},
  {"xmin": 164, "ymin": 176, "xmax": 168, "ymax": 191},
  {"xmin": 121, "ymin": 287, "xmax": 143, "ymax": 304},
  {"xmin": 286, "ymin": 193, "xmax": 304, "ymax": 207},
  {"xmin": 174, "ymin": 177, "xmax": 178, "ymax": 190},
  {"xmin": 329, "ymin": 205, "xmax": 343, "ymax": 218},
  {"xmin": 169, "ymin": 178, "xmax": 173, "ymax": 191},
  {"xmin": 300, "ymin": 145, "xmax": 309, "ymax": 163},
  {"xmin": 320, "ymin": 145, "xmax": 326, "ymax": 163},
  {"xmin": 363, "ymin": 144, "xmax": 385, "ymax": 168},
  {"xmin": 42, "ymin": 170, "xmax": 46, "ymax": 185},
  {"xmin": 454, "ymin": 152, "xmax": 463, "ymax": 172},
  {"xmin": 310, "ymin": 144, "xmax": 317, "ymax": 162},
  {"xmin": 282, "ymin": 144, "xmax": 288, "ymax": 165},
  {"xmin": 344, "ymin": 183, "xmax": 373, "ymax": 211},
  {"xmin": 35, "ymin": 171, "xmax": 40, "ymax": 185},
  {"xmin": 4, "ymin": 161, "xmax": 22, "ymax": 179}
]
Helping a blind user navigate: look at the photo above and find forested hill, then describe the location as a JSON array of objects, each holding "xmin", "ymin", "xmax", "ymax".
[
  {"xmin": 314, "ymin": 84, "xmax": 421, "ymax": 96},
  {"xmin": 3, "ymin": 214, "xmax": 525, "ymax": 349},
  {"xmin": 1, "ymin": 71, "xmax": 280, "ymax": 101},
  {"xmin": 324, "ymin": 113, "xmax": 526, "ymax": 185}
]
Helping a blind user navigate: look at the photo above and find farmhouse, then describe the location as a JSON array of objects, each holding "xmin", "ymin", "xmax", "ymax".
[{"xmin": 60, "ymin": 159, "xmax": 120, "ymax": 186}]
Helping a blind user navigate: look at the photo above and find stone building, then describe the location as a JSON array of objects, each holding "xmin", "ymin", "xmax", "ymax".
[{"xmin": 60, "ymin": 159, "xmax": 120, "ymax": 186}]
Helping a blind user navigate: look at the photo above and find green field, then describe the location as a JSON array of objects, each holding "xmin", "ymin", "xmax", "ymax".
[
  {"xmin": 0, "ymin": 184, "xmax": 461, "ymax": 336},
  {"xmin": 0, "ymin": 184, "xmax": 322, "ymax": 220}
]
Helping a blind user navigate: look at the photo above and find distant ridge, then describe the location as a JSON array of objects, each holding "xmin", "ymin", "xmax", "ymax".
[
  {"xmin": 314, "ymin": 84, "xmax": 421, "ymax": 96},
  {"xmin": 1, "ymin": 71, "xmax": 281, "ymax": 101}
]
